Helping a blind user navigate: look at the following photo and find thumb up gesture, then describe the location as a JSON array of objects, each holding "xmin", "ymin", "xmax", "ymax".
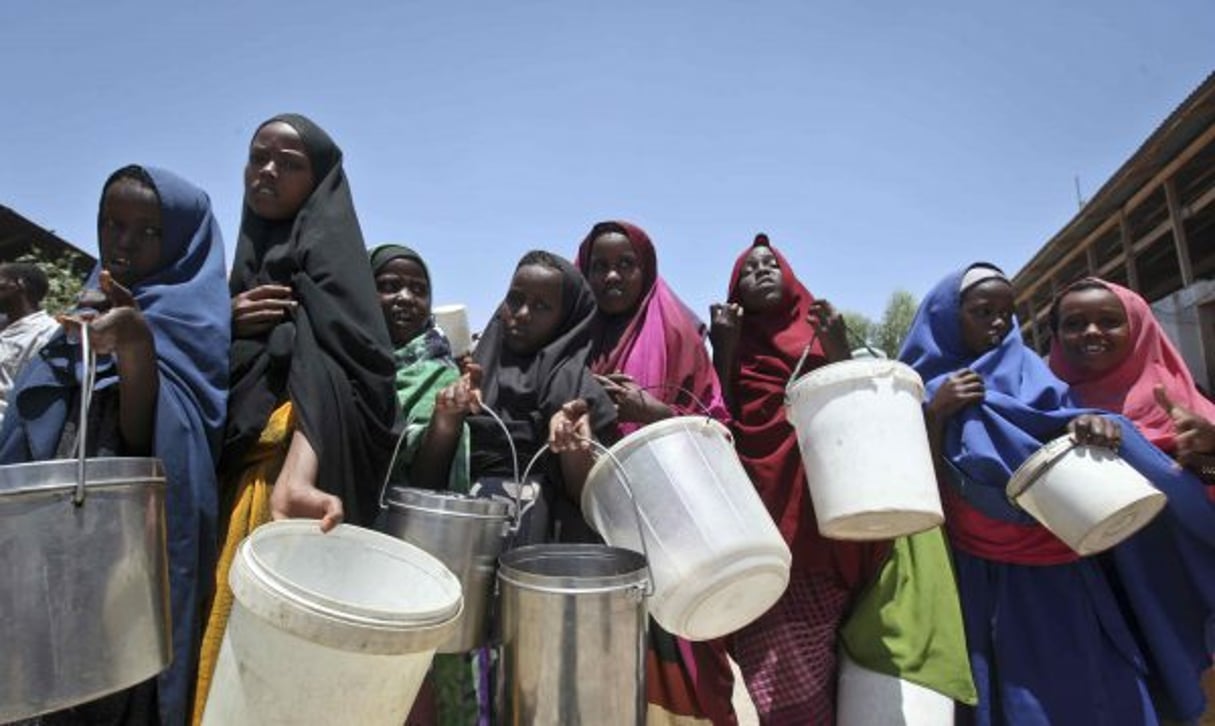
[{"xmin": 1153, "ymin": 385, "xmax": 1215, "ymax": 465}]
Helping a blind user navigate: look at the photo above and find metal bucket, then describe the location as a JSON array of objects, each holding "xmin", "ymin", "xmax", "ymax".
[
  {"xmin": 497, "ymin": 544, "xmax": 648, "ymax": 725},
  {"xmin": 0, "ymin": 457, "xmax": 170, "ymax": 722},
  {"xmin": 379, "ymin": 486, "xmax": 511, "ymax": 652}
]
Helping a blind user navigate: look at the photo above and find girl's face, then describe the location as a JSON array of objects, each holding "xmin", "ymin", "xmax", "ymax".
[
  {"xmin": 587, "ymin": 231, "xmax": 644, "ymax": 316},
  {"xmin": 499, "ymin": 264, "xmax": 564, "ymax": 355},
  {"xmin": 735, "ymin": 246, "xmax": 784, "ymax": 313},
  {"xmin": 959, "ymin": 279, "xmax": 1016, "ymax": 355},
  {"xmin": 244, "ymin": 121, "xmax": 315, "ymax": 221},
  {"xmin": 1054, "ymin": 286, "xmax": 1131, "ymax": 376},
  {"xmin": 99, "ymin": 177, "xmax": 162, "ymax": 288},
  {"xmin": 376, "ymin": 257, "xmax": 431, "ymax": 347}
]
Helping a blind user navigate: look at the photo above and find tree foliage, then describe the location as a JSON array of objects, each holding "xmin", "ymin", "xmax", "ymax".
[
  {"xmin": 15, "ymin": 246, "xmax": 91, "ymax": 316},
  {"xmin": 876, "ymin": 290, "xmax": 918, "ymax": 357},
  {"xmin": 840, "ymin": 290, "xmax": 919, "ymax": 358}
]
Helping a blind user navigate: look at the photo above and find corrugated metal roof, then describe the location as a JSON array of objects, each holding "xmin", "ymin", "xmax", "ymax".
[{"xmin": 1013, "ymin": 71, "xmax": 1215, "ymax": 284}]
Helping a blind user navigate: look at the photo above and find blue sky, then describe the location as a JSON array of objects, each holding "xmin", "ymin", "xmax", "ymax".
[{"xmin": 2, "ymin": 1, "xmax": 1212, "ymax": 329}]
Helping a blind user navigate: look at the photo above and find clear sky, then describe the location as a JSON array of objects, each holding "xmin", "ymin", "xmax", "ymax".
[{"xmin": 2, "ymin": 1, "xmax": 1213, "ymax": 330}]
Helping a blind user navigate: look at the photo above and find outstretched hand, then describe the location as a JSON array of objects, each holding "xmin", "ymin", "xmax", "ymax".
[
  {"xmin": 435, "ymin": 362, "xmax": 483, "ymax": 420},
  {"xmin": 62, "ymin": 271, "xmax": 153, "ymax": 358},
  {"xmin": 808, "ymin": 298, "xmax": 850, "ymax": 362},
  {"xmin": 549, "ymin": 398, "xmax": 592, "ymax": 453},
  {"xmin": 1154, "ymin": 385, "xmax": 1215, "ymax": 464}
]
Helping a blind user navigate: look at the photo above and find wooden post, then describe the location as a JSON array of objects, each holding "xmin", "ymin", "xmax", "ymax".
[
  {"xmin": 1120, "ymin": 210, "xmax": 1139, "ymax": 290},
  {"xmin": 1164, "ymin": 177, "xmax": 1195, "ymax": 287}
]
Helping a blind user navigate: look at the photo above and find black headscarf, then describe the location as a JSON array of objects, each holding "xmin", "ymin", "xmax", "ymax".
[
  {"xmin": 470, "ymin": 251, "xmax": 616, "ymax": 479},
  {"xmin": 224, "ymin": 113, "xmax": 398, "ymax": 527}
]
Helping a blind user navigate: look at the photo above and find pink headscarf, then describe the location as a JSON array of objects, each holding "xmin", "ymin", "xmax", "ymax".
[
  {"xmin": 1049, "ymin": 278, "xmax": 1215, "ymax": 453},
  {"xmin": 575, "ymin": 221, "xmax": 729, "ymax": 434}
]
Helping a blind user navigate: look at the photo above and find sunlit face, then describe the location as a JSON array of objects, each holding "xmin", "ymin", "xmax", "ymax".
[
  {"xmin": 98, "ymin": 177, "xmax": 163, "ymax": 288},
  {"xmin": 735, "ymin": 246, "xmax": 784, "ymax": 312},
  {"xmin": 244, "ymin": 121, "xmax": 315, "ymax": 221},
  {"xmin": 499, "ymin": 264, "xmax": 564, "ymax": 355},
  {"xmin": 960, "ymin": 279, "xmax": 1015, "ymax": 355},
  {"xmin": 587, "ymin": 231, "xmax": 644, "ymax": 316},
  {"xmin": 376, "ymin": 257, "xmax": 431, "ymax": 347},
  {"xmin": 1054, "ymin": 286, "xmax": 1131, "ymax": 376}
]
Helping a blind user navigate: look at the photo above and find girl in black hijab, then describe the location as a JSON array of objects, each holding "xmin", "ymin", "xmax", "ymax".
[
  {"xmin": 194, "ymin": 114, "xmax": 398, "ymax": 720},
  {"xmin": 411, "ymin": 250, "xmax": 616, "ymax": 543}
]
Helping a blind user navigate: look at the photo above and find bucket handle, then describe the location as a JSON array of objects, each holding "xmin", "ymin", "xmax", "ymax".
[
  {"xmin": 515, "ymin": 439, "xmax": 656, "ymax": 597},
  {"xmin": 377, "ymin": 399, "xmax": 522, "ymax": 511},
  {"xmin": 784, "ymin": 324, "xmax": 886, "ymax": 402},
  {"xmin": 636, "ymin": 382, "xmax": 715, "ymax": 421},
  {"xmin": 72, "ymin": 322, "xmax": 98, "ymax": 506}
]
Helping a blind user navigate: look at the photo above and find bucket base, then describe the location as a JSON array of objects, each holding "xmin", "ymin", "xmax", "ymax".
[
  {"xmin": 650, "ymin": 549, "xmax": 790, "ymax": 641},
  {"xmin": 1073, "ymin": 492, "xmax": 1167, "ymax": 555},
  {"xmin": 819, "ymin": 510, "xmax": 944, "ymax": 541}
]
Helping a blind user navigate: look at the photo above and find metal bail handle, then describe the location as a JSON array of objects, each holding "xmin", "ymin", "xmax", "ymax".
[
  {"xmin": 376, "ymin": 399, "xmax": 523, "ymax": 512},
  {"xmin": 74, "ymin": 324, "xmax": 98, "ymax": 506},
  {"xmin": 586, "ymin": 438, "xmax": 656, "ymax": 598}
]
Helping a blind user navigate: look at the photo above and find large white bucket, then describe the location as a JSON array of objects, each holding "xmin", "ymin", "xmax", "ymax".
[
  {"xmin": 1006, "ymin": 436, "xmax": 1167, "ymax": 556},
  {"xmin": 201, "ymin": 520, "xmax": 463, "ymax": 726},
  {"xmin": 785, "ymin": 359, "xmax": 943, "ymax": 540},
  {"xmin": 582, "ymin": 416, "xmax": 791, "ymax": 641},
  {"xmin": 836, "ymin": 652, "xmax": 956, "ymax": 726}
]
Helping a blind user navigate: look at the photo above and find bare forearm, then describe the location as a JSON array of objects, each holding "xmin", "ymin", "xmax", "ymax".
[
  {"xmin": 115, "ymin": 339, "xmax": 158, "ymax": 455},
  {"xmin": 559, "ymin": 448, "xmax": 595, "ymax": 505},
  {"xmin": 411, "ymin": 415, "xmax": 463, "ymax": 490}
]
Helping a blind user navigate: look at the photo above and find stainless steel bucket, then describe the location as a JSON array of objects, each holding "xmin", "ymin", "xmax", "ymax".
[
  {"xmin": 380, "ymin": 486, "xmax": 510, "ymax": 653},
  {"xmin": 497, "ymin": 544, "xmax": 648, "ymax": 726},
  {"xmin": 0, "ymin": 457, "xmax": 170, "ymax": 722}
]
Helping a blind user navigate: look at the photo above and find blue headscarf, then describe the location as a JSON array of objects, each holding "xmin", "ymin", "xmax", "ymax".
[
  {"xmin": 898, "ymin": 265, "xmax": 1087, "ymax": 523},
  {"xmin": 0, "ymin": 166, "xmax": 229, "ymax": 726}
]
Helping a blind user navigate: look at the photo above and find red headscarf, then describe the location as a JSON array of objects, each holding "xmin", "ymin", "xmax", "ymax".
[
  {"xmin": 576, "ymin": 221, "xmax": 728, "ymax": 433},
  {"xmin": 1049, "ymin": 278, "xmax": 1215, "ymax": 453},
  {"xmin": 726, "ymin": 234, "xmax": 886, "ymax": 582}
]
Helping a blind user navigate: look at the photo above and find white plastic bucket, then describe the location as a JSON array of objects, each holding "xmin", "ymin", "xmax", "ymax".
[
  {"xmin": 581, "ymin": 416, "xmax": 791, "ymax": 641},
  {"xmin": 836, "ymin": 652, "xmax": 955, "ymax": 726},
  {"xmin": 1006, "ymin": 436, "xmax": 1167, "ymax": 556},
  {"xmin": 201, "ymin": 520, "xmax": 463, "ymax": 726},
  {"xmin": 785, "ymin": 359, "xmax": 943, "ymax": 540},
  {"xmin": 433, "ymin": 304, "xmax": 472, "ymax": 358}
]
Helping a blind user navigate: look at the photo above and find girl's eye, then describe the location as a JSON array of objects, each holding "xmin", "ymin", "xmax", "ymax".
[{"xmin": 143, "ymin": 226, "xmax": 162, "ymax": 239}]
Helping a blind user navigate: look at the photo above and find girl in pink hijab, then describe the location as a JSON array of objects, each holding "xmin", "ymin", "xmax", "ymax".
[
  {"xmin": 1050, "ymin": 278, "xmax": 1215, "ymax": 483},
  {"xmin": 576, "ymin": 220, "xmax": 735, "ymax": 725}
]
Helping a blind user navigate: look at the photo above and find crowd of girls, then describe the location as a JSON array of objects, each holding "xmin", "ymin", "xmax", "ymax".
[{"xmin": 0, "ymin": 112, "xmax": 1211, "ymax": 726}]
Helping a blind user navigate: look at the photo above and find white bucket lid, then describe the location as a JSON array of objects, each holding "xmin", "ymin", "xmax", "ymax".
[{"xmin": 232, "ymin": 520, "xmax": 463, "ymax": 653}]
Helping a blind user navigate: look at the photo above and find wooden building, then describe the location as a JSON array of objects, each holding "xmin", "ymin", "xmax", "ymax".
[
  {"xmin": 1013, "ymin": 72, "xmax": 1215, "ymax": 388},
  {"xmin": 0, "ymin": 205, "xmax": 95, "ymax": 273}
]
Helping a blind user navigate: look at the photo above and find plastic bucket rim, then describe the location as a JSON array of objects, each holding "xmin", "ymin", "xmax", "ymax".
[
  {"xmin": 1006, "ymin": 435, "xmax": 1078, "ymax": 501},
  {"xmin": 241, "ymin": 520, "xmax": 463, "ymax": 629},
  {"xmin": 581, "ymin": 415, "xmax": 730, "ymax": 512},
  {"xmin": 785, "ymin": 358, "xmax": 925, "ymax": 404}
]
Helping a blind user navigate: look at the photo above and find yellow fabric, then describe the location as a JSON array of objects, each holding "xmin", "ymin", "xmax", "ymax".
[{"xmin": 190, "ymin": 403, "xmax": 294, "ymax": 725}]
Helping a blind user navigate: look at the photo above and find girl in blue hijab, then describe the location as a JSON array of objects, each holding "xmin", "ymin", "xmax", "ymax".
[
  {"xmin": 0, "ymin": 165, "xmax": 230, "ymax": 726},
  {"xmin": 899, "ymin": 263, "xmax": 1161, "ymax": 725}
]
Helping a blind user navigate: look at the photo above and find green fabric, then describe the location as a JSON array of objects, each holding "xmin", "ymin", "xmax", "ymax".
[
  {"xmin": 388, "ymin": 334, "xmax": 470, "ymax": 493},
  {"xmin": 839, "ymin": 527, "xmax": 978, "ymax": 705}
]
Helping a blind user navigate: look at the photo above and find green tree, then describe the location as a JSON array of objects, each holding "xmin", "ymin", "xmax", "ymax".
[
  {"xmin": 876, "ymin": 290, "xmax": 918, "ymax": 357},
  {"xmin": 15, "ymin": 246, "xmax": 91, "ymax": 316},
  {"xmin": 841, "ymin": 310, "xmax": 875, "ymax": 347}
]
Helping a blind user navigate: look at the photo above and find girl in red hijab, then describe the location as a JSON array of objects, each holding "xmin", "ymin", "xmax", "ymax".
[{"xmin": 711, "ymin": 234, "xmax": 888, "ymax": 724}]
